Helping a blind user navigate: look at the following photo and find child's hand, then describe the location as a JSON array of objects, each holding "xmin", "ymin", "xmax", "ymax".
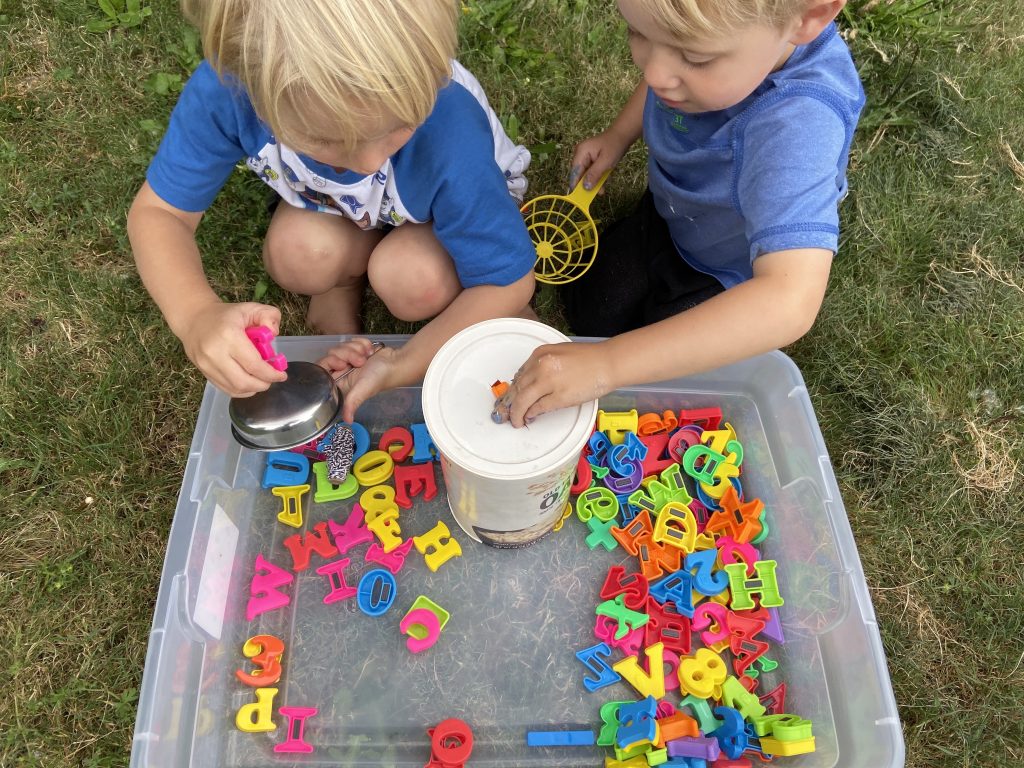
[
  {"xmin": 492, "ymin": 341, "xmax": 616, "ymax": 428},
  {"xmin": 318, "ymin": 338, "xmax": 397, "ymax": 423},
  {"xmin": 179, "ymin": 301, "xmax": 287, "ymax": 397},
  {"xmin": 569, "ymin": 130, "xmax": 631, "ymax": 192}
]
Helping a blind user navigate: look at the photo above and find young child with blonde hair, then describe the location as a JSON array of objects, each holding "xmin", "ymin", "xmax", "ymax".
[
  {"xmin": 496, "ymin": 0, "xmax": 864, "ymax": 426},
  {"xmin": 128, "ymin": 0, "xmax": 535, "ymax": 420}
]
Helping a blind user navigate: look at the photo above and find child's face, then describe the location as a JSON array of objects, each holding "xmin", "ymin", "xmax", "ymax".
[{"xmin": 619, "ymin": 0, "xmax": 801, "ymax": 114}]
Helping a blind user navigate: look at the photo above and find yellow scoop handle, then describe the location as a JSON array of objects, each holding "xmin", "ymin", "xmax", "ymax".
[{"xmin": 565, "ymin": 169, "xmax": 612, "ymax": 212}]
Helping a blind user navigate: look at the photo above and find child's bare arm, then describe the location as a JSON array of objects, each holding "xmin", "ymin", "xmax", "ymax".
[
  {"xmin": 128, "ymin": 181, "xmax": 287, "ymax": 396},
  {"xmin": 500, "ymin": 248, "xmax": 833, "ymax": 426},
  {"xmin": 570, "ymin": 80, "xmax": 647, "ymax": 190},
  {"xmin": 323, "ymin": 271, "xmax": 536, "ymax": 422}
]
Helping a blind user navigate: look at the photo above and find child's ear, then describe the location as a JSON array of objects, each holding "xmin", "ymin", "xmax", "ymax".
[{"xmin": 789, "ymin": 0, "xmax": 845, "ymax": 46}]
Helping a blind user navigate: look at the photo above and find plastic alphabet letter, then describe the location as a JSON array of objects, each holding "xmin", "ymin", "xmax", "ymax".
[
  {"xmin": 679, "ymin": 407, "xmax": 722, "ymax": 432},
  {"xmin": 274, "ymin": 706, "xmax": 317, "ymax": 754},
  {"xmin": 652, "ymin": 502, "xmax": 698, "ymax": 552},
  {"xmin": 594, "ymin": 615, "xmax": 644, "ymax": 656},
  {"xmin": 710, "ymin": 706, "xmax": 748, "ymax": 759},
  {"xmin": 596, "ymin": 594, "xmax": 650, "ymax": 639},
  {"xmin": 725, "ymin": 561, "xmax": 784, "ymax": 610},
  {"xmin": 667, "ymin": 428, "xmax": 701, "ymax": 464},
  {"xmin": 598, "ymin": 700, "xmax": 631, "ymax": 746},
  {"xmin": 575, "ymin": 642, "xmax": 621, "ymax": 692},
  {"xmin": 616, "ymin": 695, "xmax": 658, "ymax": 750},
  {"xmin": 413, "ymin": 521, "xmax": 463, "ymax": 572},
  {"xmin": 666, "ymin": 736, "xmax": 720, "ymax": 762},
  {"xmin": 603, "ymin": 458, "xmax": 644, "ymax": 495},
  {"xmin": 312, "ymin": 461, "xmax": 359, "ymax": 502},
  {"xmin": 246, "ymin": 554, "xmax": 294, "ymax": 621},
  {"xmin": 585, "ymin": 515, "xmax": 620, "ymax": 551},
  {"xmin": 646, "ymin": 464, "xmax": 692, "ymax": 510},
  {"xmin": 426, "ymin": 719, "xmax": 473, "ymax": 768},
  {"xmin": 639, "ymin": 432, "xmax": 676, "ymax": 477},
  {"xmin": 392, "ymin": 462, "xmax": 438, "ymax": 508},
  {"xmin": 246, "ymin": 326, "xmax": 287, "ymax": 371},
  {"xmin": 716, "ymin": 537, "xmax": 760, "ymax": 577},
  {"xmin": 235, "ymin": 634, "xmax": 284, "ymax": 687},
  {"xmin": 677, "ymin": 648, "xmax": 727, "ymax": 699},
  {"xmin": 235, "ymin": 687, "xmax": 278, "ymax": 732},
  {"xmin": 571, "ymin": 453, "xmax": 594, "ymax": 495},
  {"xmin": 637, "ymin": 537, "xmax": 684, "ymax": 582},
  {"xmin": 681, "ymin": 444, "xmax": 727, "ymax": 486},
  {"xmin": 272, "ymin": 484, "xmax": 309, "ymax": 528},
  {"xmin": 636, "ymin": 412, "xmax": 663, "ymax": 435},
  {"xmin": 613, "ymin": 641, "xmax": 666, "ymax": 699},
  {"xmin": 262, "ymin": 451, "xmax": 310, "ymax": 489},
  {"xmin": 356, "ymin": 569, "xmax": 397, "ymax": 616},
  {"xmin": 645, "ymin": 597, "xmax": 693, "ymax": 655},
  {"xmin": 409, "ymin": 423, "xmax": 437, "ymax": 464},
  {"xmin": 405, "ymin": 595, "xmax": 450, "ymax": 638},
  {"xmin": 315, "ymin": 558, "xmax": 356, "ymax": 605},
  {"xmin": 367, "ymin": 509, "xmax": 403, "ymax": 553},
  {"xmin": 352, "ymin": 450, "xmax": 395, "ymax": 487},
  {"xmin": 678, "ymin": 694, "xmax": 723, "ymax": 735},
  {"xmin": 654, "ymin": 712, "xmax": 698, "ymax": 746},
  {"xmin": 588, "ymin": 430, "xmax": 613, "ymax": 464},
  {"xmin": 649, "ymin": 570, "xmax": 695, "ymax": 617},
  {"xmin": 327, "ymin": 504, "xmax": 374, "ymax": 554},
  {"xmin": 685, "ymin": 549, "xmax": 729, "ymax": 596},
  {"xmin": 597, "ymin": 409, "xmax": 639, "ymax": 444},
  {"xmin": 600, "ymin": 565, "xmax": 650, "ymax": 610},
  {"xmin": 611, "ymin": 510, "xmax": 655, "ymax": 556},
  {"xmin": 720, "ymin": 676, "xmax": 766, "ymax": 720},
  {"xmin": 705, "ymin": 486, "xmax": 763, "ymax": 543},
  {"xmin": 360, "ymin": 485, "xmax": 399, "ymax": 524},
  {"xmin": 400, "ymin": 607, "xmax": 441, "ymax": 653},
  {"xmin": 365, "ymin": 538, "xmax": 415, "ymax": 574},
  {"xmin": 577, "ymin": 486, "xmax": 620, "ymax": 523},
  {"xmin": 283, "ymin": 521, "xmax": 339, "ymax": 572},
  {"xmin": 378, "ymin": 426, "xmax": 414, "ymax": 462}
]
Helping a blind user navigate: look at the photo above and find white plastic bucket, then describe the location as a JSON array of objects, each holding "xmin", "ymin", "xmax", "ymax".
[{"xmin": 421, "ymin": 318, "xmax": 598, "ymax": 547}]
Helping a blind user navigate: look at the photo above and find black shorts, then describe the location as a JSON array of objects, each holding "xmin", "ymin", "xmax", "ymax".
[{"xmin": 562, "ymin": 190, "xmax": 725, "ymax": 336}]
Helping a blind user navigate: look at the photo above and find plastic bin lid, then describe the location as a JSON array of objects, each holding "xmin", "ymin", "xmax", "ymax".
[{"xmin": 421, "ymin": 318, "xmax": 598, "ymax": 480}]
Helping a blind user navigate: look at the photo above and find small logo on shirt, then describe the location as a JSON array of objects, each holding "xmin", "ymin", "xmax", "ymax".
[{"xmin": 656, "ymin": 100, "xmax": 689, "ymax": 133}]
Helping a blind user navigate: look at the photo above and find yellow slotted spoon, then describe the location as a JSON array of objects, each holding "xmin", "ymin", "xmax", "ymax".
[{"xmin": 521, "ymin": 170, "xmax": 611, "ymax": 285}]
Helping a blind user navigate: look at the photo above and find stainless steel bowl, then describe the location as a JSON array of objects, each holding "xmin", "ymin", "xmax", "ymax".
[
  {"xmin": 228, "ymin": 361, "xmax": 342, "ymax": 451},
  {"xmin": 228, "ymin": 342, "xmax": 385, "ymax": 451}
]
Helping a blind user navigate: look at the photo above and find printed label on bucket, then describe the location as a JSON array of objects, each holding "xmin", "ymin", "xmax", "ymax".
[
  {"xmin": 440, "ymin": 455, "xmax": 574, "ymax": 547},
  {"xmin": 471, "ymin": 474, "xmax": 573, "ymax": 548}
]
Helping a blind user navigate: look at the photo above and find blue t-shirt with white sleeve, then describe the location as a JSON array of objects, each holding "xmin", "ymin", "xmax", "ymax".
[
  {"xmin": 645, "ymin": 23, "xmax": 865, "ymax": 289},
  {"xmin": 146, "ymin": 61, "xmax": 535, "ymax": 289}
]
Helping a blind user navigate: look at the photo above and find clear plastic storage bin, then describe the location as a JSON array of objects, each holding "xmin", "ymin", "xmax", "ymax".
[{"xmin": 130, "ymin": 336, "xmax": 904, "ymax": 768}]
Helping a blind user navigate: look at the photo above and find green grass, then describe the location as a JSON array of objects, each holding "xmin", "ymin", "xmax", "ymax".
[{"xmin": 2, "ymin": 1, "xmax": 1023, "ymax": 766}]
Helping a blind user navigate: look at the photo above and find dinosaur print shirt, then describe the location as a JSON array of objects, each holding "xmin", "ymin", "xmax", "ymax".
[{"xmin": 147, "ymin": 61, "xmax": 534, "ymax": 288}]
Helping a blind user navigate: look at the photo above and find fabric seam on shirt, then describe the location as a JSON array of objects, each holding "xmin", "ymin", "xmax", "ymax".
[{"xmin": 731, "ymin": 84, "xmax": 861, "ymax": 217}]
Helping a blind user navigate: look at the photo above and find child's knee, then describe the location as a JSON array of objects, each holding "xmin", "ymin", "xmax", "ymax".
[
  {"xmin": 263, "ymin": 230, "xmax": 347, "ymax": 295},
  {"xmin": 368, "ymin": 250, "xmax": 459, "ymax": 321}
]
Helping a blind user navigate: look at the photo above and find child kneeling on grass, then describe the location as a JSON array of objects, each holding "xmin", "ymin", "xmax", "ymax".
[
  {"xmin": 495, "ymin": 0, "xmax": 864, "ymax": 426},
  {"xmin": 128, "ymin": 0, "xmax": 536, "ymax": 422}
]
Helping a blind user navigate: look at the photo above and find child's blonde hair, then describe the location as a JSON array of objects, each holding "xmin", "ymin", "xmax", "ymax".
[
  {"xmin": 642, "ymin": 0, "xmax": 811, "ymax": 40},
  {"xmin": 182, "ymin": 0, "xmax": 458, "ymax": 150}
]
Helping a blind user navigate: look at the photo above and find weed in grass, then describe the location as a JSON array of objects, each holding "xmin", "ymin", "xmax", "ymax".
[{"xmin": 87, "ymin": 0, "xmax": 151, "ymax": 33}]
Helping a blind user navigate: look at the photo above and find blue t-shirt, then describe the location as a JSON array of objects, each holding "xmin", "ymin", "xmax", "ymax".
[
  {"xmin": 147, "ymin": 61, "xmax": 535, "ymax": 288},
  {"xmin": 645, "ymin": 23, "xmax": 865, "ymax": 288}
]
